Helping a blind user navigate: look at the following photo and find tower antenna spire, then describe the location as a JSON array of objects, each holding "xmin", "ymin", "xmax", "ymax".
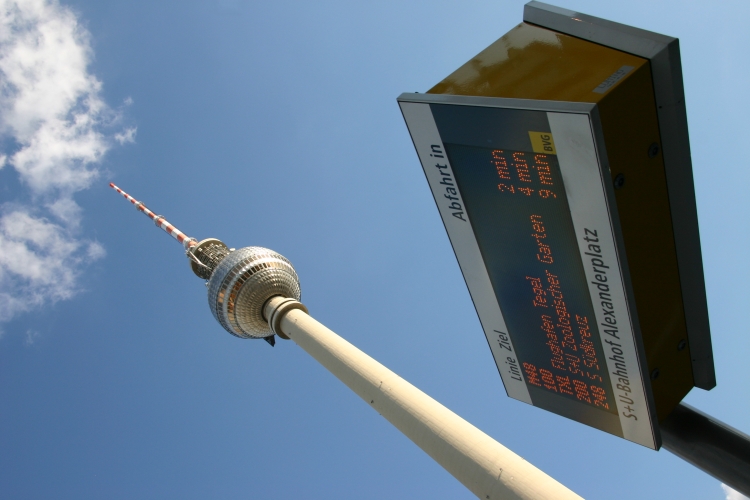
[
  {"xmin": 109, "ymin": 182, "xmax": 197, "ymax": 250},
  {"xmin": 109, "ymin": 182, "xmax": 232, "ymax": 282}
]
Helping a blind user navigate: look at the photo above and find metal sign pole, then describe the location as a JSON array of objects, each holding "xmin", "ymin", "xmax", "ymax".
[{"xmin": 661, "ymin": 404, "xmax": 750, "ymax": 496}]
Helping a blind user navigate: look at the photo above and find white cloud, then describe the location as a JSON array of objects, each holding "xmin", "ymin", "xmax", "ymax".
[
  {"xmin": 0, "ymin": 0, "xmax": 130, "ymax": 327},
  {"xmin": 723, "ymin": 484, "xmax": 750, "ymax": 500},
  {"xmin": 46, "ymin": 196, "xmax": 81, "ymax": 226},
  {"xmin": 0, "ymin": 209, "xmax": 105, "ymax": 322},
  {"xmin": 24, "ymin": 328, "xmax": 38, "ymax": 344},
  {"xmin": 114, "ymin": 126, "xmax": 136, "ymax": 145}
]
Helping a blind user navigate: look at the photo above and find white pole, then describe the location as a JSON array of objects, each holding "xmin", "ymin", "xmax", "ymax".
[{"xmin": 265, "ymin": 297, "xmax": 583, "ymax": 500}]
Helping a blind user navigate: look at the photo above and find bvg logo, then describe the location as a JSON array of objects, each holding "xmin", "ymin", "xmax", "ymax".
[{"xmin": 528, "ymin": 131, "xmax": 557, "ymax": 155}]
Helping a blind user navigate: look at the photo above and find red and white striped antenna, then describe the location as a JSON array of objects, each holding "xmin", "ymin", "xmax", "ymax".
[
  {"xmin": 109, "ymin": 182, "xmax": 231, "ymax": 281},
  {"xmin": 109, "ymin": 182, "xmax": 198, "ymax": 251}
]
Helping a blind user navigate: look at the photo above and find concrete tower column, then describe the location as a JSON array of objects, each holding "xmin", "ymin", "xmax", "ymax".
[{"xmin": 265, "ymin": 296, "xmax": 582, "ymax": 500}]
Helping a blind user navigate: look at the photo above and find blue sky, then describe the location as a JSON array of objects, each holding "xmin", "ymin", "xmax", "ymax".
[{"xmin": 1, "ymin": 0, "xmax": 748, "ymax": 498}]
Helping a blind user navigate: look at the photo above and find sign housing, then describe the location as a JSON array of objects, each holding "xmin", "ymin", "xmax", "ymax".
[{"xmin": 398, "ymin": 1, "xmax": 715, "ymax": 449}]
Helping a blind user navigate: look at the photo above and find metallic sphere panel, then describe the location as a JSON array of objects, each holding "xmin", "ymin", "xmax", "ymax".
[{"xmin": 207, "ymin": 247, "xmax": 301, "ymax": 338}]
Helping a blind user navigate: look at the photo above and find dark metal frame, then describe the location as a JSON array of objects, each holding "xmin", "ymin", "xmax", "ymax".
[{"xmin": 524, "ymin": 0, "xmax": 715, "ymax": 391}]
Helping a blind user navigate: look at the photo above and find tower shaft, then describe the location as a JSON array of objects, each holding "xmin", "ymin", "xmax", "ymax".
[{"xmin": 265, "ymin": 296, "xmax": 582, "ymax": 500}]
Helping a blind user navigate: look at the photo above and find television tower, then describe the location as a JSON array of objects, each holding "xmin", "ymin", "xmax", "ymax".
[
  {"xmin": 110, "ymin": 182, "xmax": 301, "ymax": 346},
  {"xmin": 110, "ymin": 182, "xmax": 581, "ymax": 500}
]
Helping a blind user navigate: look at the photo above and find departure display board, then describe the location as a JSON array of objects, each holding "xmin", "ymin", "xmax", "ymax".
[{"xmin": 399, "ymin": 96, "xmax": 659, "ymax": 448}]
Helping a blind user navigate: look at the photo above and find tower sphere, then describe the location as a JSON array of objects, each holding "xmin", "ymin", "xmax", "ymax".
[{"xmin": 207, "ymin": 246, "xmax": 301, "ymax": 339}]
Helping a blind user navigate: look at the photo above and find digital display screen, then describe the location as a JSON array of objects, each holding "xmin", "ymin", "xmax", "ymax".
[
  {"xmin": 399, "ymin": 98, "xmax": 658, "ymax": 446},
  {"xmin": 445, "ymin": 145, "xmax": 617, "ymax": 420}
]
